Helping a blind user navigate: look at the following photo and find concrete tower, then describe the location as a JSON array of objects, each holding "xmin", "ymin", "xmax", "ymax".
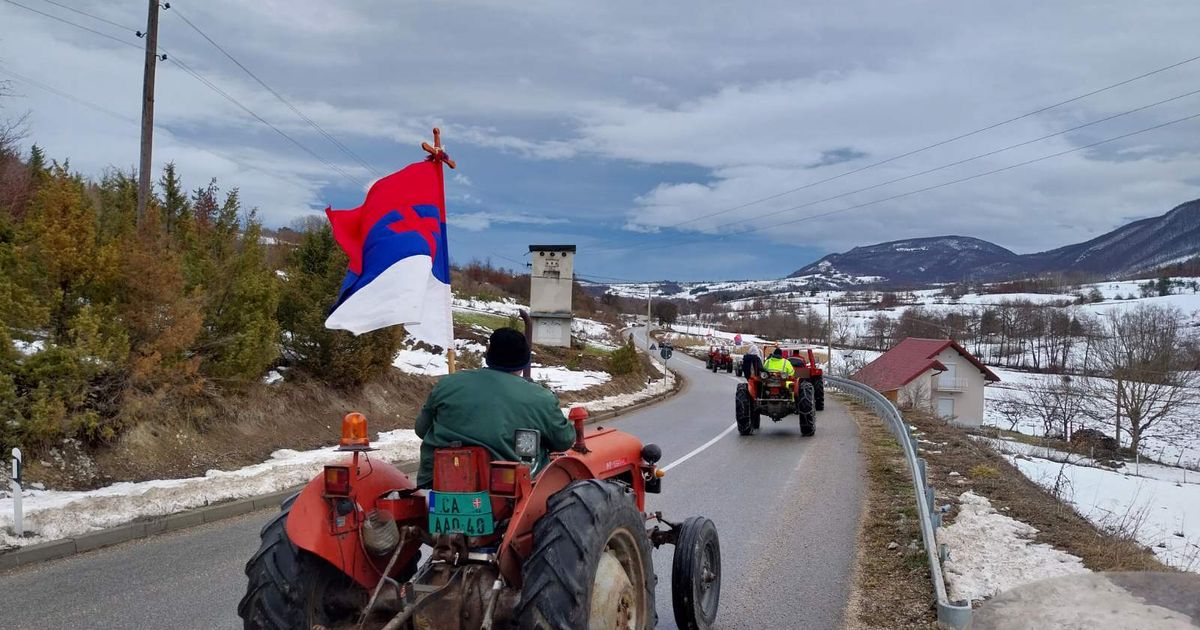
[{"xmin": 528, "ymin": 245, "xmax": 575, "ymax": 347}]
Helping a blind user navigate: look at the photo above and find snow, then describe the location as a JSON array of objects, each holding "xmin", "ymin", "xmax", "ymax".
[
  {"xmin": 572, "ymin": 317, "xmax": 619, "ymax": 349},
  {"xmin": 1, "ymin": 430, "xmax": 422, "ymax": 549},
  {"xmin": 1003, "ymin": 451, "xmax": 1200, "ymax": 571},
  {"xmin": 938, "ymin": 491, "xmax": 1089, "ymax": 602},
  {"xmin": 452, "ymin": 296, "xmax": 525, "ymax": 317},
  {"xmin": 571, "ymin": 356, "xmax": 676, "ymax": 413},
  {"xmin": 11, "ymin": 339, "xmax": 44, "ymax": 356},
  {"xmin": 263, "ymin": 370, "xmax": 284, "ymax": 385},
  {"xmin": 667, "ymin": 323, "xmax": 766, "ymax": 344},
  {"xmin": 393, "ymin": 347, "xmax": 449, "ymax": 376},
  {"xmin": 530, "ymin": 365, "xmax": 611, "ymax": 392}
]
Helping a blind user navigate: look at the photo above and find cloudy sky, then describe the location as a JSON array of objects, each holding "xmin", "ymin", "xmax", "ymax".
[{"xmin": 2, "ymin": 0, "xmax": 1199, "ymax": 281}]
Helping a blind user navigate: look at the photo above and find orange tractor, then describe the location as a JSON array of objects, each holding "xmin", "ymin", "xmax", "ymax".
[
  {"xmin": 735, "ymin": 345, "xmax": 822, "ymax": 437},
  {"xmin": 238, "ymin": 410, "xmax": 721, "ymax": 630}
]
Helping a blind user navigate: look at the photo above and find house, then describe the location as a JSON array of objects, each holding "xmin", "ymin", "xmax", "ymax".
[{"xmin": 851, "ymin": 337, "xmax": 1000, "ymax": 427}]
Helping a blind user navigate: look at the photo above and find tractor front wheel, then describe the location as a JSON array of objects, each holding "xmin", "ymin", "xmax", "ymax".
[
  {"xmin": 238, "ymin": 506, "xmax": 368, "ymax": 630},
  {"xmin": 671, "ymin": 517, "xmax": 722, "ymax": 630},
  {"xmin": 518, "ymin": 480, "xmax": 656, "ymax": 629},
  {"xmin": 735, "ymin": 384, "xmax": 754, "ymax": 436}
]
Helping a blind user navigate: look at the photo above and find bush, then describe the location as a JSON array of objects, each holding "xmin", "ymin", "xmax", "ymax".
[
  {"xmin": 968, "ymin": 464, "xmax": 1000, "ymax": 479},
  {"xmin": 608, "ymin": 338, "xmax": 642, "ymax": 376}
]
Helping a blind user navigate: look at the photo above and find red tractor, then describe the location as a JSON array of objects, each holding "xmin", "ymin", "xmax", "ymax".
[
  {"xmin": 239, "ymin": 410, "xmax": 721, "ymax": 630},
  {"xmin": 734, "ymin": 343, "xmax": 820, "ymax": 436},
  {"xmin": 706, "ymin": 346, "xmax": 733, "ymax": 373},
  {"xmin": 761, "ymin": 345, "xmax": 825, "ymax": 411}
]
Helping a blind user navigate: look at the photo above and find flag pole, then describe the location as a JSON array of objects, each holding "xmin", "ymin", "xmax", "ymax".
[{"xmin": 423, "ymin": 128, "xmax": 457, "ymax": 373}]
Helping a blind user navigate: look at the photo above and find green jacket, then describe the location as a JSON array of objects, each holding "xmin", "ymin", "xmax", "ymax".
[{"xmin": 415, "ymin": 368, "xmax": 576, "ymax": 487}]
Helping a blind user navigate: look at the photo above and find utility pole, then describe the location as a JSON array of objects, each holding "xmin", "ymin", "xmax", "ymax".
[
  {"xmin": 646, "ymin": 285, "xmax": 652, "ymax": 351},
  {"xmin": 136, "ymin": 0, "xmax": 162, "ymax": 224},
  {"xmin": 827, "ymin": 299, "xmax": 833, "ymax": 373}
]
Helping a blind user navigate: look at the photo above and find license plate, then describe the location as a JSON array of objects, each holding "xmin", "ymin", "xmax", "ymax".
[{"xmin": 428, "ymin": 491, "xmax": 494, "ymax": 536}]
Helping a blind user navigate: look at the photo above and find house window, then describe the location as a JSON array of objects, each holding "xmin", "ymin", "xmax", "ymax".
[{"xmin": 937, "ymin": 397, "xmax": 955, "ymax": 418}]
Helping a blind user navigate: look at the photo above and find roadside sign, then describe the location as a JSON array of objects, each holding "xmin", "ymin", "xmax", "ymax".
[{"xmin": 660, "ymin": 346, "xmax": 673, "ymax": 360}]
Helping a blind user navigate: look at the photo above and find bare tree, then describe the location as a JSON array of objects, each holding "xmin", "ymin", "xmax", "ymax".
[
  {"xmin": 1091, "ymin": 304, "xmax": 1200, "ymax": 451},
  {"xmin": 1021, "ymin": 374, "xmax": 1093, "ymax": 439}
]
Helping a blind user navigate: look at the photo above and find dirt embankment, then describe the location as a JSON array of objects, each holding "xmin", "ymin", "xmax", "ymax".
[{"xmin": 27, "ymin": 370, "xmax": 433, "ymax": 491}]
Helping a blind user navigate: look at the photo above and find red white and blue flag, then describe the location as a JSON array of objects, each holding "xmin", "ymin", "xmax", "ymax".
[{"xmin": 324, "ymin": 160, "xmax": 452, "ymax": 348}]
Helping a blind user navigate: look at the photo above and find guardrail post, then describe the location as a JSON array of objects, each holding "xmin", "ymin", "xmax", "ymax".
[{"xmin": 10, "ymin": 447, "xmax": 22, "ymax": 536}]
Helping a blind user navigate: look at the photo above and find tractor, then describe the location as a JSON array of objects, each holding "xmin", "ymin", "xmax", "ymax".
[
  {"xmin": 735, "ymin": 357, "xmax": 816, "ymax": 437},
  {"xmin": 760, "ymin": 344, "xmax": 825, "ymax": 411},
  {"xmin": 706, "ymin": 346, "xmax": 733, "ymax": 373},
  {"xmin": 239, "ymin": 409, "xmax": 721, "ymax": 630}
]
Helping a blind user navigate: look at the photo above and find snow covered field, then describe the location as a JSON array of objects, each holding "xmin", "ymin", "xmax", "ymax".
[
  {"xmin": 1, "ymin": 429, "xmax": 422, "ymax": 550},
  {"xmin": 998, "ymin": 445, "xmax": 1200, "ymax": 571},
  {"xmin": 531, "ymin": 365, "xmax": 610, "ymax": 392}
]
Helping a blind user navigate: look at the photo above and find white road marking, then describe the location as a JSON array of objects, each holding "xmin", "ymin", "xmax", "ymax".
[{"xmin": 661, "ymin": 423, "xmax": 737, "ymax": 472}]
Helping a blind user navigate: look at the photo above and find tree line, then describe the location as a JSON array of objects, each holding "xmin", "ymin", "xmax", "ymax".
[{"xmin": 0, "ymin": 141, "xmax": 402, "ymax": 454}]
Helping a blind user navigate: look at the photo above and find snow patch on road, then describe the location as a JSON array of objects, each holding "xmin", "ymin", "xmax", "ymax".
[
  {"xmin": 939, "ymin": 491, "xmax": 1089, "ymax": 602},
  {"xmin": 1, "ymin": 430, "xmax": 421, "ymax": 550}
]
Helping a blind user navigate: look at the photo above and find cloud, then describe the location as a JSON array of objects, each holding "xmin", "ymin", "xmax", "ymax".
[
  {"xmin": 454, "ymin": 211, "xmax": 568, "ymax": 232},
  {"xmin": 4, "ymin": 0, "xmax": 1200, "ymax": 281}
]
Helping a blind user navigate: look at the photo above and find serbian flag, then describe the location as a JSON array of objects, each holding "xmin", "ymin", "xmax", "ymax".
[{"xmin": 324, "ymin": 160, "xmax": 452, "ymax": 348}]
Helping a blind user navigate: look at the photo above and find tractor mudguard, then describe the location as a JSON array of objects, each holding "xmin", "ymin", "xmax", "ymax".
[
  {"xmin": 285, "ymin": 455, "xmax": 424, "ymax": 589},
  {"xmin": 497, "ymin": 426, "xmax": 648, "ymax": 586}
]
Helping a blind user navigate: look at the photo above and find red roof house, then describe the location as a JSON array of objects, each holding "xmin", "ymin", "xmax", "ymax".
[{"xmin": 852, "ymin": 338, "xmax": 999, "ymax": 426}]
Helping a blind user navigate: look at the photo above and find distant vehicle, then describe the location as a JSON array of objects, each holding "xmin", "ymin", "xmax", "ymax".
[{"xmin": 706, "ymin": 346, "xmax": 734, "ymax": 372}]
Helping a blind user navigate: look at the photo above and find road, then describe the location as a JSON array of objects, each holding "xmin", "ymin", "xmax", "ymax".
[{"xmin": 0, "ymin": 327, "xmax": 864, "ymax": 629}]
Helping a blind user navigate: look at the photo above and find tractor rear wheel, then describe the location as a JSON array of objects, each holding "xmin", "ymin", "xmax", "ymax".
[
  {"xmin": 517, "ymin": 480, "xmax": 656, "ymax": 629},
  {"xmin": 812, "ymin": 376, "xmax": 825, "ymax": 411},
  {"xmin": 671, "ymin": 517, "xmax": 721, "ymax": 630},
  {"xmin": 797, "ymin": 381, "xmax": 816, "ymax": 437},
  {"xmin": 238, "ymin": 505, "xmax": 368, "ymax": 630},
  {"xmin": 724, "ymin": 362, "xmax": 732, "ymax": 373},
  {"xmin": 735, "ymin": 384, "xmax": 754, "ymax": 435}
]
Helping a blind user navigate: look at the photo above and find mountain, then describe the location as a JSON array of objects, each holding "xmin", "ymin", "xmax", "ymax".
[
  {"xmin": 790, "ymin": 236, "xmax": 1019, "ymax": 285},
  {"xmin": 789, "ymin": 199, "xmax": 1200, "ymax": 286}
]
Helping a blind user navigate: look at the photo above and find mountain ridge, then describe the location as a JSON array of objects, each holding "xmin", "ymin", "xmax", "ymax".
[{"xmin": 790, "ymin": 198, "xmax": 1200, "ymax": 286}]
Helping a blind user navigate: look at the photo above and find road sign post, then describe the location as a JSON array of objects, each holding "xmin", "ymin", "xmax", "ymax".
[{"xmin": 11, "ymin": 447, "xmax": 22, "ymax": 536}]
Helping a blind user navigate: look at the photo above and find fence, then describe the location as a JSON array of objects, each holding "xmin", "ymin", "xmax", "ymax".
[{"xmin": 826, "ymin": 375, "xmax": 972, "ymax": 629}]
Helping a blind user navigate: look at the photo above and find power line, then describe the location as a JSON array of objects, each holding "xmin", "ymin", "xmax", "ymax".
[
  {"xmin": 37, "ymin": 0, "xmax": 134, "ymax": 32},
  {"xmin": 167, "ymin": 3, "xmax": 384, "ymax": 177},
  {"xmin": 610, "ymin": 84, "xmax": 1200, "ymax": 253},
  {"xmin": 3, "ymin": 0, "xmax": 141, "ymax": 49},
  {"xmin": 604, "ymin": 107, "xmax": 1200, "ymax": 255},
  {"xmin": 7, "ymin": 0, "xmax": 369, "ymax": 188},
  {"xmin": 0, "ymin": 65, "xmax": 322, "ymax": 195},
  {"xmin": 605, "ymin": 52, "xmax": 1200, "ymax": 239}
]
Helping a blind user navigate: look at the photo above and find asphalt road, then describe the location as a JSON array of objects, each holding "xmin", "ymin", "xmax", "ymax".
[{"xmin": 0, "ymin": 328, "xmax": 864, "ymax": 629}]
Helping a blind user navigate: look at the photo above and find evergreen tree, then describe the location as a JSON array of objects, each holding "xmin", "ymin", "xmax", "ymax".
[
  {"xmin": 278, "ymin": 224, "xmax": 403, "ymax": 386},
  {"xmin": 158, "ymin": 162, "xmax": 189, "ymax": 237}
]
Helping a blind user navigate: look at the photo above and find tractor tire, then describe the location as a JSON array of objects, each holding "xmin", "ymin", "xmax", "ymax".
[
  {"xmin": 725, "ymin": 363, "xmax": 732, "ymax": 373},
  {"xmin": 735, "ymin": 364, "xmax": 742, "ymax": 377},
  {"xmin": 812, "ymin": 376, "xmax": 825, "ymax": 411},
  {"xmin": 238, "ymin": 504, "xmax": 368, "ymax": 630},
  {"xmin": 706, "ymin": 358, "xmax": 713, "ymax": 370},
  {"xmin": 671, "ymin": 516, "xmax": 722, "ymax": 630},
  {"xmin": 797, "ymin": 381, "xmax": 816, "ymax": 437},
  {"xmin": 517, "ymin": 480, "xmax": 656, "ymax": 630},
  {"xmin": 735, "ymin": 384, "xmax": 754, "ymax": 435}
]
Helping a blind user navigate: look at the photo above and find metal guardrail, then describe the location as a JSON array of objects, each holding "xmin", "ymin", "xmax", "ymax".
[{"xmin": 826, "ymin": 375, "xmax": 972, "ymax": 629}]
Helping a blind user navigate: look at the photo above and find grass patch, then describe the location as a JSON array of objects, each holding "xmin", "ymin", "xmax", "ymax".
[
  {"xmin": 843, "ymin": 397, "xmax": 937, "ymax": 630},
  {"xmin": 453, "ymin": 310, "xmax": 523, "ymax": 332}
]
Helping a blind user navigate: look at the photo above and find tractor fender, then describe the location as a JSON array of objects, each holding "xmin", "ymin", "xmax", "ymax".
[
  {"xmin": 497, "ymin": 456, "xmax": 592, "ymax": 586},
  {"xmin": 285, "ymin": 455, "xmax": 423, "ymax": 589}
]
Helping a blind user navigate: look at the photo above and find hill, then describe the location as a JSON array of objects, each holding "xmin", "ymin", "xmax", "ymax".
[{"xmin": 789, "ymin": 199, "xmax": 1200, "ymax": 287}]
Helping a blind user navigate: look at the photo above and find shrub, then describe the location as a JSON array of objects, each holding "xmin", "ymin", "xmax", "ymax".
[{"xmin": 608, "ymin": 338, "xmax": 642, "ymax": 376}]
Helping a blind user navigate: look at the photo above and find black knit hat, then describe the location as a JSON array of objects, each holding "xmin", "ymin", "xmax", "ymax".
[
  {"xmin": 486, "ymin": 327, "xmax": 531, "ymax": 371},
  {"xmin": 771, "ymin": 347, "xmax": 783, "ymax": 358}
]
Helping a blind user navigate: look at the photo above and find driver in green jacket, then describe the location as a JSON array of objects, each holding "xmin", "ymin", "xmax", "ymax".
[{"xmin": 415, "ymin": 328, "xmax": 576, "ymax": 487}]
